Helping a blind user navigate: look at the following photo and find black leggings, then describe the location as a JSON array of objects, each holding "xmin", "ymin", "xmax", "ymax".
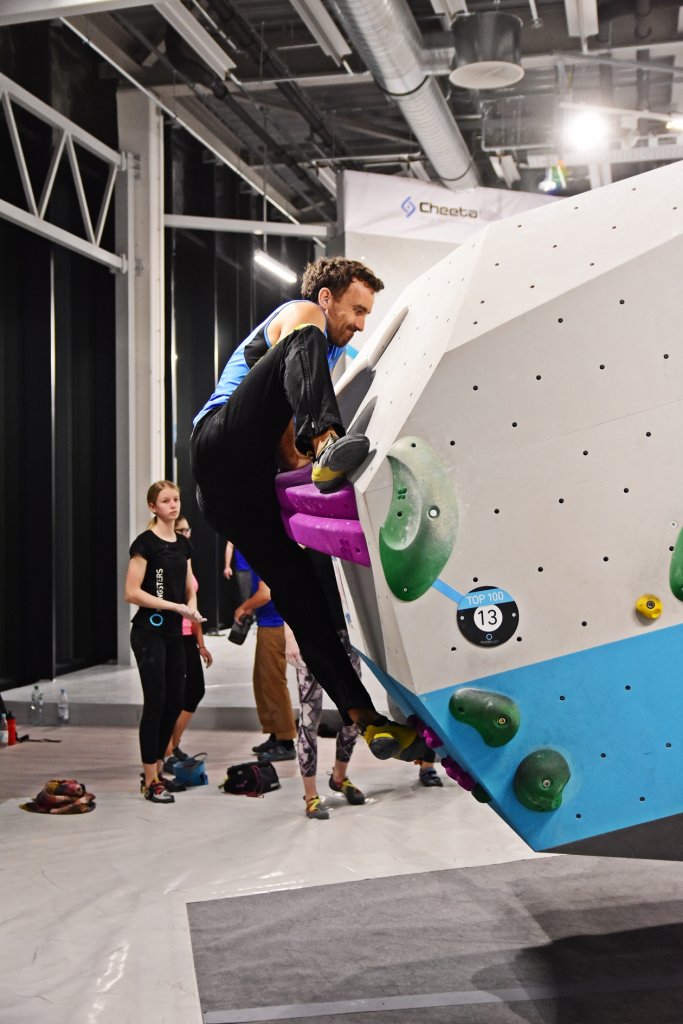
[
  {"xmin": 131, "ymin": 627, "xmax": 185, "ymax": 763},
  {"xmin": 182, "ymin": 635, "xmax": 205, "ymax": 713},
  {"xmin": 191, "ymin": 326, "xmax": 373, "ymax": 723}
]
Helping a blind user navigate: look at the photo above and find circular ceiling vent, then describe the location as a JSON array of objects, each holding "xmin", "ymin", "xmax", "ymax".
[{"xmin": 449, "ymin": 12, "xmax": 525, "ymax": 90}]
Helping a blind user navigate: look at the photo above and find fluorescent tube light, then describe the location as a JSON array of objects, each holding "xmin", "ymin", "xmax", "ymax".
[
  {"xmin": 288, "ymin": 0, "xmax": 350, "ymax": 66},
  {"xmin": 254, "ymin": 249, "xmax": 297, "ymax": 284},
  {"xmin": 155, "ymin": 0, "xmax": 235, "ymax": 79}
]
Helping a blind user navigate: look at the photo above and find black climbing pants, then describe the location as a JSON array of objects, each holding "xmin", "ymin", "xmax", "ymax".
[
  {"xmin": 190, "ymin": 326, "xmax": 374, "ymax": 722},
  {"xmin": 131, "ymin": 627, "xmax": 185, "ymax": 764}
]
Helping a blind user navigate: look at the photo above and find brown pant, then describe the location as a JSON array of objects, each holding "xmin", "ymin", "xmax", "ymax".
[{"xmin": 253, "ymin": 625, "xmax": 297, "ymax": 740}]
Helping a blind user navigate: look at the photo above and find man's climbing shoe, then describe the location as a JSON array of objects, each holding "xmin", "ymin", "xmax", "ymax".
[
  {"xmin": 305, "ymin": 795, "xmax": 329, "ymax": 820},
  {"xmin": 418, "ymin": 766, "xmax": 443, "ymax": 788},
  {"xmin": 257, "ymin": 742, "xmax": 296, "ymax": 762},
  {"xmin": 329, "ymin": 776, "xmax": 365, "ymax": 805},
  {"xmin": 312, "ymin": 433, "xmax": 370, "ymax": 494},
  {"xmin": 252, "ymin": 734, "xmax": 277, "ymax": 755},
  {"xmin": 360, "ymin": 715, "xmax": 432, "ymax": 762}
]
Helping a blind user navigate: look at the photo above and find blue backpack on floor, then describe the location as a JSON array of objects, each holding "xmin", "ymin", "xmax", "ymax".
[{"xmin": 173, "ymin": 753, "xmax": 208, "ymax": 786}]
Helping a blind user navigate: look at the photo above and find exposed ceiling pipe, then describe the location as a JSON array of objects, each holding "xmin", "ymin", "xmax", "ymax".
[{"xmin": 330, "ymin": 0, "xmax": 478, "ymax": 189}]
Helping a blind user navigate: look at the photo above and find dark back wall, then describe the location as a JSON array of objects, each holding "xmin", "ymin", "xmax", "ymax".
[
  {"xmin": 0, "ymin": 23, "xmax": 118, "ymax": 689},
  {"xmin": 166, "ymin": 128, "xmax": 314, "ymax": 630}
]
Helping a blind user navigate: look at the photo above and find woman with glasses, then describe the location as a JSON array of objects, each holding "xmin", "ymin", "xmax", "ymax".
[
  {"xmin": 162, "ymin": 516, "xmax": 213, "ymax": 776},
  {"xmin": 124, "ymin": 483, "xmax": 205, "ymax": 803}
]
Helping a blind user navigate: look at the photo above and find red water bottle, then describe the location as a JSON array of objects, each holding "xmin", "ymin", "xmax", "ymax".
[{"xmin": 7, "ymin": 711, "xmax": 16, "ymax": 746}]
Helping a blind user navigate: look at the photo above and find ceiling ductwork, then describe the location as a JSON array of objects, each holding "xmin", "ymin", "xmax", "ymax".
[{"xmin": 330, "ymin": 0, "xmax": 478, "ymax": 189}]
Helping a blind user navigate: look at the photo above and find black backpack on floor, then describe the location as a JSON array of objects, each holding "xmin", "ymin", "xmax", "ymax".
[{"xmin": 220, "ymin": 760, "xmax": 280, "ymax": 797}]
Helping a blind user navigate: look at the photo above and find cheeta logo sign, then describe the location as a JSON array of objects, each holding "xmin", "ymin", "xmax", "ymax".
[{"xmin": 400, "ymin": 195, "xmax": 478, "ymax": 219}]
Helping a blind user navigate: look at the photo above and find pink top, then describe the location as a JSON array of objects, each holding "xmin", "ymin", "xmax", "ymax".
[{"xmin": 182, "ymin": 575, "xmax": 199, "ymax": 636}]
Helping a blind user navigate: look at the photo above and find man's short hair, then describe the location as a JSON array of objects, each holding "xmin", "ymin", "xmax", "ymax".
[{"xmin": 300, "ymin": 257, "xmax": 384, "ymax": 301}]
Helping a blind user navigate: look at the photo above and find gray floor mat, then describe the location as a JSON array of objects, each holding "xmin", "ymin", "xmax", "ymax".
[{"xmin": 188, "ymin": 855, "xmax": 683, "ymax": 1023}]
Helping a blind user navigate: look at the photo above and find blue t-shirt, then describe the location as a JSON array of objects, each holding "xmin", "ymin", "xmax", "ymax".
[
  {"xmin": 234, "ymin": 550, "xmax": 284, "ymax": 628},
  {"xmin": 193, "ymin": 300, "xmax": 343, "ymax": 426}
]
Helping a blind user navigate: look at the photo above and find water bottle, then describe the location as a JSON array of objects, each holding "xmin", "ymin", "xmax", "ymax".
[
  {"xmin": 29, "ymin": 684, "xmax": 44, "ymax": 726},
  {"xmin": 0, "ymin": 714, "xmax": 7, "ymax": 747},
  {"xmin": 57, "ymin": 688, "xmax": 70, "ymax": 724},
  {"xmin": 228, "ymin": 613, "xmax": 254, "ymax": 646},
  {"xmin": 6, "ymin": 711, "xmax": 16, "ymax": 746}
]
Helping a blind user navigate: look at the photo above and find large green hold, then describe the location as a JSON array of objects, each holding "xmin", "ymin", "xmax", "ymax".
[
  {"xmin": 514, "ymin": 749, "xmax": 571, "ymax": 812},
  {"xmin": 379, "ymin": 436, "xmax": 458, "ymax": 602},
  {"xmin": 669, "ymin": 527, "xmax": 683, "ymax": 601},
  {"xmin": 448, "ymin": 687, "xmax": 520, "ymax": 747}
]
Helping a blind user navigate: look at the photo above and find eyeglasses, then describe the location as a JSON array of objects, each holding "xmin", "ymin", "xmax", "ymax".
[{"xmin": 175, "ymin": 527, "xmax": 191, "ymax": 536}]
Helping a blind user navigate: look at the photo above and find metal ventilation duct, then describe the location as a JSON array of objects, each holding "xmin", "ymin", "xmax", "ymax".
[
  {"xmin": 450, "ymin": 12, "xmax": 524, "ymax": 90},
  {"xmin": 331, "ymin": 0, "xmax": 478, "ymax": 189}
]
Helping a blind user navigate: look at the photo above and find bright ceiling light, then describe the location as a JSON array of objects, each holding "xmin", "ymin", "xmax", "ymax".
[
  {"xmin": 564, "ymin": 110, "xmax": 609, "ymax": 151},
  {"xmin": 254, "ymin": 249, "xmax": 297, "ymax": 284},
  {"xmin": 666, "ymin": 116, "xmax": 683, "ymax": 132}
]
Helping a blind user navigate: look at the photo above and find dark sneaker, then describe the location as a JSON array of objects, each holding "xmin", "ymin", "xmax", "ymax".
[
  {"xmin": 142, "ymin": 778, "xmax": 175, "ymax": 804},
  {"xmin": 173, "ymin": 745, "xmax": 189, "ymax": 761},
  {"xmin": 360, "ymin": 715, "xmax": 432, "ymax": 762},
  {"xmin": 312, "ymin": 433, "xmax": 370, "ymax": 494},
  {"xmin": 305, "ymin": 795, "xmax": 329, "ymax": 820},
  {"xmin": 252, "ymin": 734, "xmax": 277, "ymax": 755},
  {"xmin": 329, "ymin": 776, "xmax": 365, "ymax": 805},
  {"xmin": 162, "ymin": 755, "xmax": 179, "ymax": 775},
  {"xmin": 258, "ymin": 743, "xmax": 296, "ymax": 762},
  {"xmin": 419, "ymin": 767, "xmax": 443, "ymax": 788}
]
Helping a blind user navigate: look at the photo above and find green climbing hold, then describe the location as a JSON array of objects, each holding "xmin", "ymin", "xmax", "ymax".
[
  {"xmin": 379, "ymin": 436, "xmax": 458, "ymax": 602},
  {"xmin": 670, "ymin": 527, "xmax": 683, "ymax": 601},
  {"xmin": 448, "ymin": 687, "xmax": 520, "ymax": 747},
  {"xmin": 513, "ymin": 749, "xmax": 571, "ymax": 812},
  {"xmin": 471, "ymin": 783, "xmax": 492, "ymax": 804}
]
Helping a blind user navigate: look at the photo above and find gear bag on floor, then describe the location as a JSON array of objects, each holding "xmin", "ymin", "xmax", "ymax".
[{"xmin": 220, "ymin": 760, "xmax": 280, "ymax": 797}]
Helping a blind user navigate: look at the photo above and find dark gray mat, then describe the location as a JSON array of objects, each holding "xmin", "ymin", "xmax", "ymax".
[{"xmin": 188, "ymin": 855, "xmax": 683, "ymax": 1023}]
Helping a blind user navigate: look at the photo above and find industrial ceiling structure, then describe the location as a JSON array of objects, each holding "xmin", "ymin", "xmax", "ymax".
[{"xmin": 2, "ymin": 0, "xmax": 683, "ymax": 220}]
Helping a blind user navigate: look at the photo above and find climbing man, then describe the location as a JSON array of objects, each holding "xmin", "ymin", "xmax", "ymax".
[{"xmin": 190, "ymin": 256, "xmax": 431, "ymax": 762}]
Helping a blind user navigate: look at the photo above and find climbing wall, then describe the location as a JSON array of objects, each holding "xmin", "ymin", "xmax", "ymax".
[{"xmin": 332, "ymin": 160, "xmax": 683, "ymax": 858}]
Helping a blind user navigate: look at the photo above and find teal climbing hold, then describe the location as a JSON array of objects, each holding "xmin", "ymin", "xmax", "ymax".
[{"xmin": 379, "ymin": 436, "xmax": 457, "ymax": 602}]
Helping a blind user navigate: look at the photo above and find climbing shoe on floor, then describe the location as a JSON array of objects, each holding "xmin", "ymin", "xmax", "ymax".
[
  {"xmin": 312, "ymin": 433, "xmax": 370, "ymax": 494},
  {"xmin": 258, "ymin": 742, "xmax": 296, "ymax": 762},
  {"xmin": 329, "ymin": 776, "xmax": 365, "ymax": 805},
  {"xmin": 161, "ymin": 775, "xmax": 187, "ymax": 793},
  {"xmin": 142, "ymin": 778, "xmax": 175, "ymax": 804},
  {"xmin": 360, "ymin": 716, "xmax": 432, "ymax": 762},
  {"xmin": 305, "ymin": 795, "xmax": 329, "ymax": 820},
  {"xmin": 140, "ymin": 771, "xmax": 186, "ymax": 794},
  {"xmin": 419, "ymin": 766, "xmax": 443, "ymax": 788},
  {"xmin": 252, "ymin": 734, "xmax": 278, "ymax": 755}
]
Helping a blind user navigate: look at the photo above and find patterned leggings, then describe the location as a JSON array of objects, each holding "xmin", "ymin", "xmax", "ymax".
[{"xmin": 296, "ymin": 629, "xmax": 359, "ymax": 778}]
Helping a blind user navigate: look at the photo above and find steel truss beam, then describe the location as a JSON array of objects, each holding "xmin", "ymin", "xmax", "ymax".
[{"xmin": 0, "ymin": 72, "xmax": 125, "ymax": 270}]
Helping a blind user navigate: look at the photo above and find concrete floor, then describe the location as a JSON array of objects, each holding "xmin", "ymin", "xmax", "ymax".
[{"xmin": 1, "ymin": 636, "xmax": 679, "ymax": 1024}]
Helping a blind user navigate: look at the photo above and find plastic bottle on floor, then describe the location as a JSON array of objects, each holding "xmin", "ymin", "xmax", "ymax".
[
  {"xmin": 0, "ymin": 714, "xmax": 8, "ymax": 747},
  {"xmin": 57, "ymin": 688, "xmax": 69, "ymax": 724},
  {"xmin": 29, "ymin": 684, "xmax": 44, "ymax": 726}
]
